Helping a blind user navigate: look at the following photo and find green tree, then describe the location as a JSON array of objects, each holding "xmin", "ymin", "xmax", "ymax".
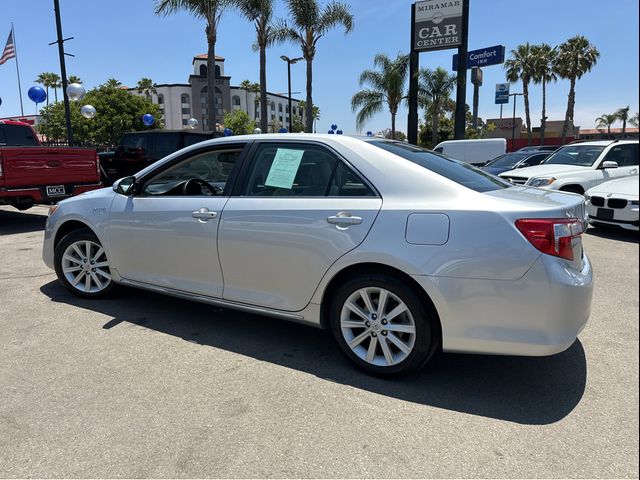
[
  {"xmin": 554, "ymin": 35, "xmax": 600, "ymax": 142},
  {"xmin": 237, "ymin": 0, "xmax": 276, "ymax": 133},
  {"xmin": 67, "ymin": 75, "xmax": 82, "ymax": 84},
  {"xmin": 595, "ymin": 113, "xmax": 617, "ymax": 138},
  {"xmin": 222, "ymin": 109, "xmax": 256, "ymax": 135},
  {"xmin": 35, "ymin": 72, "xmax": 60, "ymax": 107},
  {"xmin": 419, "ymin": 67, "xmax": 456, "ymax": 147},
  {"xmin": 629, "ymin": 112, "xmax": 639, "ymax": 128},
  {"xmin": 291, "ymin": 116, "xmax": 305, "ymax": 132},
  {"xmin": 299, "ymin": 100, "xmax": 320, "ymax": 132},
  {"xmin": 531, "ymin": 43, "xmax": 557, "ymax": 146},
  {"xmin": 136, "ymin": 77, "xmax": 158, "ymax": 100},
  {"xmin": 351, "ymin": 53, "xmax": 409, "ymax": 140},
  {"xmin": 155, "ymin": 0, "xmax": 232, "ymax": 132},
  {"xmin": 39, "ymin": 85, "xmax": 162, "ymax": 147},
  {"xmin": 615, "ymin": 106, "xmax": 630, "ymax": 137},
  {"xmin": 380, "ymin": 128, "xmax": 406, "ymax": 141},
  {"xmin": 505, "ymin": 42, "xmax": 537, "ymax": 146},
  {"xmin": 103, "ymin": 78, "xmax": 123, "ymax": 89},
  {"xmin": 272, "ymin": 0, "xmax": 354, "ymax": 133}
]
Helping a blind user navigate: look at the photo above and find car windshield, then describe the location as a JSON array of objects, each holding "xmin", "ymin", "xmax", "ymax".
[
  {"xmin": 543, "ymin": 145, "xmax": 605, "ymax": 166},
  {"xmin": 485, "ymin": 153, "xmax": 529, "ymax": 168},
  {"xmin": 368, "ymin": 140, "xmax": 511, "ymax": 192}
]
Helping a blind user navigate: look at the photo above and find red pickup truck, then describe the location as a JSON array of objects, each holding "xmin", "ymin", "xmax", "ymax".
[{"xmin": 0, "ymin": 121, "xmax": 101, "ymax": 211}]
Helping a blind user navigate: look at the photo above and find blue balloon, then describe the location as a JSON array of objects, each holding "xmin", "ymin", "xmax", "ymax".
[
  {"xmin": 28, "ymin": 86, "xmax": 47, "ymax": 104},
  {"xmin": 336, "ymin": 129, "xmax": 343, "ymax": 135},
  {"xmin": 223, "ymin": 127, "xmax": 233, "ymax": 137},
  {"xmin": 142, "ymin": 113, "xmax": 155, "ymax": 127},
  {"xmin": 328, "ymin": 130, "xmax": 335, "ymax": 134},
  {"xmin": 366, "ymin": 131, "xmax": 373, "ymax": 137},
  {"xmin": 278, "ymin": 127, "xmax": 288, "ymax": 133},
  {"xmin": 0, "ymin": 97, "xmax": 2, "ymax": 107},
  {"xmin": 331, "ymin": 124, "xmax": 338, "ymax": 131}
]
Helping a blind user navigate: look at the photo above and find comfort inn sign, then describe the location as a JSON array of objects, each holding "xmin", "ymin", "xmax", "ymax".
[{"xmin": 413, "ymin": 0, "xmax": 463, "ymax": 52}]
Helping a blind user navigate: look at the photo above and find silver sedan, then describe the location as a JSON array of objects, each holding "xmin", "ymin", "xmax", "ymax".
[{"xmin": 42, "ymin": 134, "xmax": 593, "ymax": 376}]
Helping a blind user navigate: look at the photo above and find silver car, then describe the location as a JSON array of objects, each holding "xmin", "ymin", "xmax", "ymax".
[{"xmin": 42, "ymin": 134, "xmax": 593, "ymax": 376}]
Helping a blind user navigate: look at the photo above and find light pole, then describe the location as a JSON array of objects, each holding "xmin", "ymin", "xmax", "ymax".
[{"xmin": 280, "ymin": 55, "xmax": 303, "ymax": 132}]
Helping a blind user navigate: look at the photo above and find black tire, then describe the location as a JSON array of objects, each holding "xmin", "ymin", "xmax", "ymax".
[
  {"xmin": 54, "ymin": 228, "xmax": 116, "ymax": 299},
  {"xmin": 328, "ymin": 273, "xmax": 434, "ymax": 377}
]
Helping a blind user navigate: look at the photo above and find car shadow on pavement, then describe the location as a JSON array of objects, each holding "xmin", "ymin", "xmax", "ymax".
[
  {"xmin": 585, "ymin": 226, "xmax": 638, "ymax": 244},
  {"xmin": 40, "ymin": 280, "xmax": 587, "ymax": 426},
  {"xmin": 0, "ymin": 209, "xmax": 47, "ymax": 235}
]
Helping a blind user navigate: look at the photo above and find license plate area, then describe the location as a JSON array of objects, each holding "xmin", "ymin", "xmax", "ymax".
[
  {"xmin": 46, "ymin": 185, "xmax": 66, "ymax": 197},
  {"xmin": 596, "ymin": 208, "xmax": 614, "ymax": 220}
]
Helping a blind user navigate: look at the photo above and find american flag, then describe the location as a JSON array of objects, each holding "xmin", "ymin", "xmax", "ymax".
[{"xmin": 0, "ymin": 30, "xmax": 16, "ymax": 66}]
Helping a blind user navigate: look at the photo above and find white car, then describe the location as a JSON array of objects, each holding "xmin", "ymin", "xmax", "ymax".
[
  {"xmin": 500, "ymin": 140, "xmax": 639, "ymax": 194},
  {"xmin": 586, "ymin": 175, "xmax": 639, "ymax": 231},
  {"xmin": 42, "ymin": 135, "xmax": 593, "ymax": 377}
]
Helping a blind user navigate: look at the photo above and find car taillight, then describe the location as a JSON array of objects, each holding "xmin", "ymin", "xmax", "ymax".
[{"xmin": 515, "ymin": 218, "xmax": 584, "ymax": 261}]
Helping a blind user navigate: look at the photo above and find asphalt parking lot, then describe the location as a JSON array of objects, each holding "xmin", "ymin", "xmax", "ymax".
[{"xmin": 0, "ymin": 205, "xmax": 638, "ymax": 478}]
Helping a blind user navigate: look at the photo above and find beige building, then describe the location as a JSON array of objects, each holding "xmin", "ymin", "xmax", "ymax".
[{"xmin": 130, "ymin": 54, "xmax": 305, "ymax": 132}]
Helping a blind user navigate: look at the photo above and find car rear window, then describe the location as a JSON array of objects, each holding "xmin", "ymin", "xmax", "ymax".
[
  {"xmin": 0, "ymin": 124, "xmax": 39, "ymax": 146},
  {"xmin": 368, "ymin": 140, "xmax": 511, "ymax": 192}
]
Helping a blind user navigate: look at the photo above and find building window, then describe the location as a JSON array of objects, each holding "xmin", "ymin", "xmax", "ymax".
[
  {"xmin": 157, "ymin": 94, "xmax": 164, "ymax": 105},
  {"xmin": 182, "ymin": 119, "xmax": 188, "ymax": 126},
  {"xmin": 232, "ymin": 95, "xmax": 241, "ymax": 109},
  {"xmin": 215, "ymin": 65, "xmax": 221, "ymax": 78},
  {"xmin": 278, "ymin": 104, "xmax": 283, "ymax": 113},
  {"xmin": 181, "ymin": 93, "xmax": 190, "ymax": 105},
  {"xmin": 199, "ymin": 64, "xmax": 207, "ymax": 76},
  {"xmin": 182, "ymin": 108, "xmax": 190, "ymax": 115}
]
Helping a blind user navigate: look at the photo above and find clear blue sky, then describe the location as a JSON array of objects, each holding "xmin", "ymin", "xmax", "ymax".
[{"xmin": 1, "ymin": 0, "xmax": 638, "ymax": 133}]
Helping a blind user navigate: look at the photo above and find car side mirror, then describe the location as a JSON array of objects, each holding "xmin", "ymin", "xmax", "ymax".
[
  {"xmin": 601, "ymin": 161, "xmax": 619, "ymax": 169},
  {"xmin": 113, "ymin": 176, "xmax": 136, "ymax": 195}
]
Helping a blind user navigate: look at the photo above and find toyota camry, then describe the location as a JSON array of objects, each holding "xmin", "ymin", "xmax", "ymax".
[{"xmin": 43, "ymin": 134, "xmax": 593, "ymax": 376}]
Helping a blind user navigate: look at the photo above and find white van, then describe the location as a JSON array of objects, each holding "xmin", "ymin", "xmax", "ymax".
[{"xmin": 433, "ymin": 138, "xmax": 506, "ymax": 165}]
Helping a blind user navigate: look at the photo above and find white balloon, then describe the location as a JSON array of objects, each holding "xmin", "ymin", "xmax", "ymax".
[
  {"xmin": 81, "ymin": 104, "xmax": 97, "ymax": 119},
  {"xmin": 253, "ymin": 127, "xmax": 262, "ymax": 134},
  {"xmin": 187, "ymin": 118, "xmax": 199, "ymax": 129},
  {"xmin": 67, "ymin": 83, "xmax": 86, "ymax": 102}
]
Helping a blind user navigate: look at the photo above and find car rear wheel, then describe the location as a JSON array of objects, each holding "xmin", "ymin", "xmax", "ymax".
[
  {"xmin": 54, "ymin": 229, "xmax": 114, "ymax": 298},
  {"xmin": 329, "ymin": 274, "xmax": 434, "ymax": 377}
]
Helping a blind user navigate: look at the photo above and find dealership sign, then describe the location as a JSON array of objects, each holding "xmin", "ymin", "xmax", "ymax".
[
  {"xmin": 413, "ymin": 1, "xmax": 463, "ymax": 52},
  {"xmin": 452, "ymin": 45, "xmax": 506, "ymax": 70},
  {"xmin": 495, "ymin": 83, "xmax": 510, "ymax": 104}
]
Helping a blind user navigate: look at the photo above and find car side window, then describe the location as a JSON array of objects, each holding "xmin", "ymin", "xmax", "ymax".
[
  {"xmin": 523, "ymin": 153, "xmax": 548, "ymax": 167},
  {"xmin": 143, "ymin": 148, "xmax": 243, "ymax": 196},
  {"xmin": 604, "ymin": 144, "xmax": 639, "ymax": 167},
  {"xmin": 242, "ymin": 143, "xmax": 338, "ymax": 196},
  {"xmin": 328, "ymin": 161, "xmax": 375, "ymax": 197}
]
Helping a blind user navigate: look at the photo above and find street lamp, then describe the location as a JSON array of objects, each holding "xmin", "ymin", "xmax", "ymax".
[{"xmin": 280, "ymin": 55, "xmax": 303, "ymax": 132}]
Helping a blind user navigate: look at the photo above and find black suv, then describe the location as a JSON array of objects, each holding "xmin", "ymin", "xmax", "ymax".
[{"xmin": 99, "ymin": 130, "xmax": 218, "ymax": 185}]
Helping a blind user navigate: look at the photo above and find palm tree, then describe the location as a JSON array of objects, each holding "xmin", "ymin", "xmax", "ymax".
[
  {"xmin": 615, "ymin": 106, "xmax": 630, "ymax": 137},
  {"xmin": 272, "ymin": 0, "xmax": 354, "ymax": 133},
  {"xmin": 419, "ymin": 67, "xmax": 456, "ymax": 146},
  {"xmin": 249, "ymin": 82, "xmax": 261, "ymax": 120},
  {"xmin": 629, "ymin": 112, "xmax": 639, "ymax": 128},
  {"xmin": 299, "ymin": 100, "xmax": 320, "ymax": 132},
  {"xmin": 237, "ymin": 0, "xmax": 275, "ymax": 133},
  {"xmin": 531, "ymin": 43, "xmax": 557, "ymax": 146},
  {"xmin": 67, "ymin": 75, "xmax": 82, "ymax": 84},
  {"xmin": 51, "ymin": 73, "xmax": 61, "ymax": 102},
  {"xmin": 504, "ymin": 42, "xmax": 537, "ymax": 146},
  {"xmin": 554, "ymin": 35, "xmax": 600, "ymax": 143},
  {"xmin": 595, "ymin": 113, "xmax": 617, "ymax": 138},
  {"xmin": 35, "ymin": 72, "xmax": 60, "ymax": 107},
  {"xmin": 155, "ymin": 0, "xmax": 232, "ymax": 132},
  {"xmin": 351, "ymin": 53, "xmax": 408, "ymax": 140},
  {"xmin": 136, "ymin": 78, "xmax": 158, "ymax": 100},
  {"xmin": 103, "ymin": 78, "xmax": 123, "ymax": 89}
]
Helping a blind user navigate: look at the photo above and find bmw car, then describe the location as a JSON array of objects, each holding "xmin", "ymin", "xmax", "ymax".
[{"xmin": 43, "ymin": 135, "xmax": 593, "ymax": 376}]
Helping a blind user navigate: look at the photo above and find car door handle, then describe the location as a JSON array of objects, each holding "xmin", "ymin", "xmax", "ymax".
[
  {"xmin": 192, "ymin": 208, "xmax": 218, "ymax": 221},
  {"xmin": 327, "ymin": 213, "xmax": 362, "ymax": 226}
]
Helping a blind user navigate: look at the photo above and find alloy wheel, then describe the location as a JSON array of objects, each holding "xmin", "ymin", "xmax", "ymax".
[
  {"xmin": 340, "ymin": 287, "xmax": 417, "ymax": 367},
  {"xmin": 61, "ymin": 240, "xmax": 112, "ymax": 294}
]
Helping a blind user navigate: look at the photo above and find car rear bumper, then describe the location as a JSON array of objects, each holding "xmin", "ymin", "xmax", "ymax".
[
  {"xmin": 586, "ymin": 202, "xmax": 639, "ymax": 231},
  {"xmin": 0, "ymin": 183, "xmax": 102, "ymax": 204},
  {"xmin": 412, "ymin": 253, "xmax": 593, "ymax": 356}
]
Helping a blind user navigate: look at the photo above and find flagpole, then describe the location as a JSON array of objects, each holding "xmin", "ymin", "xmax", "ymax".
[{"xmin": 11, "ymin": 23, "xmax": 24, "ymax": 116}]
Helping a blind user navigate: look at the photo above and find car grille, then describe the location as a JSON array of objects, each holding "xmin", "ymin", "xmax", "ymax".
[
  {"xmin": 503, "ymin": 176, "xmax": 528, "ymax": 185},
  {"xmin": 607, "ymin": 198, "xmax": 628, "ymax": 209},
  {"xmin": 590, "ymin": 196, "xmax": 605, "ymax": 207}
]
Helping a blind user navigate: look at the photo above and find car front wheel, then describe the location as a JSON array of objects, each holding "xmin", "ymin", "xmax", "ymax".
[
  {"xmin": 54, "ymin": 229, "xmax": 114, "ymax": 298},
  {"xmin": 329, "ymin": 274, "xmax": 434, "ymax": 377}
]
